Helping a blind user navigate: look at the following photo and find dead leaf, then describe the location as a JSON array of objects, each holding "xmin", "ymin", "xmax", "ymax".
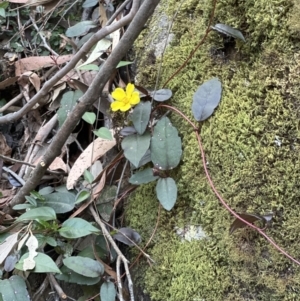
[
  {"xmin": 67, "ymin": 136, "xmax": 116, "ymax": 189},
  {"xmin": 15, "ymin": 55, "xmax": 73, "ymax": 77},
  {"xmin": 0, "ymin": 77, "xmax": 18, "ymax": 90},
  {"xmin": 49, "ymin": 157, "xmax": 67, "ymax": 172},
  {"xmin": 0, "ymin": 133, "xmax": 12, "ymax": 157},
  {"xmin": 0, "ymin": 233, "xmax": 19, "ymax": 265},
  {"xmin": 229, "ymin": 212, "xmax": 265, "ymax": 235},
  {"xmin": 23, "ymin": 71, "xmax": 41, "ymax": 92}
]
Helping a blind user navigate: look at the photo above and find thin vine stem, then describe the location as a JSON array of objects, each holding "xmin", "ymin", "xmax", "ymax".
[{"xmin": 157, "ymin": 104, "xmax": 300, "ymax": 267}]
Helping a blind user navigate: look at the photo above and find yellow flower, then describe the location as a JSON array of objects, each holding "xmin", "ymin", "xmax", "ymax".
[{"xmin": 111, "ymin": 83, "xmax": 140, "ymax": 112}]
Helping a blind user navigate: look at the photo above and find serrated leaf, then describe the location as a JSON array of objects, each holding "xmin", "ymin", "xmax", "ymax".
[
  {"xmin": 100, "ymin": 282, "xmax": 116, "ymax": 301},
  {"xmin": 15, "ymin": 253, "xmax": 61, "ymax": 273},
  {"xmin": 56, "ymin": 265, "xmax": 100, "ymax": 285},
  {"xmin": 113, "ymin": 228, "xmax": 141, "ymax": 246},
  {"xmin": 131, "ymin": 101, "xmax": 151, "ymax": 135},
  {"xmin": 151, "ymin": 117, "xmax": 182, "ymax": 170},
  {"xmin": 0, "ymin": 276, "xmax": 30, "ymax": 301},
  {"xmin": 66, "ymin": 21, "xmax": 97, "ymax": 37},
  {"xmin": 211, "ymin": 23, "xmax": 246, "ymax": 42},
  {"xmin": 37, "ymin": 192, "xmax": 76, "ymax": 214},
  {"xmin": 94, "ymin": 127, "xmax": 113, "ymax": 140},
  {"xmin": 82, "ymin": 112, "xmax": 96, "ymax": 124},
  {"xmin": 75, "ymin": 189, "xmax": 90, "ymax": 204},
  {"xmin": 122, "ymin": 132, "xmax": 151, "ymax": 168},
  {"xmin": 59, "ymin": 218, "xmax": 100, "ymax": 238},
  {"xmin": 156, "ymin": 177, "xmax": 177, "ymax": 211},
  {"xmin": 191, "ymin": 78, "xmax": 222, "ymax": 121},
  {"xmin": 129, "ymin": 168, "xmax": 158, "ymax": 185},
  {"xmin": 151, "ymin": 89, "xmax": 172, "ymax": 102},
  {"xmin": 17, "ymin": 207, "xmax": 56, "ymax": 222},
  {"xmin": 63, "ymin": 256, "xmax": 104, "ymax": 277},
  {"xmin": 57, "ymin": 90, "xmax": 83, "ymax": 128}
]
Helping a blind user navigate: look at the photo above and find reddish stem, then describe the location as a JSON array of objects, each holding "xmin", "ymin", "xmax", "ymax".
[{"xmin": 158, "ymin": 104, "xmax": 300, "ymax": 266}]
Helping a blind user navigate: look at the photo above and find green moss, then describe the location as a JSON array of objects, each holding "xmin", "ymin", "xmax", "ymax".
[{"xmin": 127, "ymin": 0, "xmax": 300, "ymax": 300}]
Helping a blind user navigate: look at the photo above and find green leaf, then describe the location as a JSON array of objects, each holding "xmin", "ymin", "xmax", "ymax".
[
  {"xmin": 156, "ymin": 177, "xmax": 177, "ymax": 211},
  {"xmin": 56, "ymin": 265, "xmax": 100, "ymax": 285},
  {"xmin": 211, "ymin": 23, "xmax": 246, "ymax": 42},
  {"xmin": 35, "ymin": 234, "xmax": 57, "ymax": 247},
  {"xmin": 37, "ymin": 192, "xmax": 76, "ymax": 214},
  {"xmin": 100, "ymin": 282, "xmax": 116, "ymax": 301},
  {"xmin": 0, "ymin": 8, "xmax": 5, "ymax": 18},
  {"xmin": 93, "ymin": 127, "xmax": 113, "ymax": 140},
  {"xmin": 0, "ymin": 276, "xmax": 30, "ymax": 301},
  {"xmin": 96, "ymin": 186, "xmax": 116, "ymax": 221},
  {"xmin": 15, "ymin": 253, "xmax": 61, "ymax": 273},
  {"xmin": 151, "ymin": 89, "xmax": 172, "ymax": 102},
  {"xmin": 151, "ymin": 117, "xmax": 182, "ymax": 170},
  {"xmin": 129, "ymin": 168, "xmax": 158, "ymax": 185},
  {"xmin": 17, "ymin": 207, "xmax": 56, "ymax": 222},
  {"xmin": 116, "ymin": 61, "xmax": 132, "ymax": 68},
  {"xmin": 82, "ymin": 0, "xmax": 98, "ymax": 8},
  {"xmin": 12, "ymin": 204, "xmax": 35, "ymax": 210},
  {"xmin": 30, "ymin": 190, "xmax": 45, "ymax": 200},
  {"xmin": 84, "ymin": 169, "xmax": 94, "ymax": 183},
  {"xmin": 25, "ymin": 196, "xmax": 37, "ymax": 206},
  {"xmin": 82, "ymin": 112, "xmax": 96, "ymax": 124},
  {"xmin": 191, "ymin": 78, "xmax": 222, "ymax": 121},
  {"xmin": 75, "ymin": 189, "xmax": 90, "ymax": 204},
  {"xmin": 122, "ymin": 132, "xmax": 151, "ymax": 168},
  {"xmin": 57, "ymin": 90, "xmax": 83, "ymax": 128},
  {"xmin": 77, "ymin": 64, "xmax": 100, "ymax": 71},
  {"xmin": 63, "ymin": 256, "xmax": 104, "ymax": 277},
  {"xmin": 131, "ymin": 101, "xmax": 151, "ymax": 135},
  {"xmin": 59, "ymin": 218, "xmax": 100, "ymax": 238},
  {"xmin": 38, "ymin": 186, "xmax": 55, "ymax": 195},
  {"xmin": 66, "ymin": 21, "xmax": 97, "ymax": 37},
  {"xmin": 0, "ymin": 1, "xmax": 9, "ymax": 9}
]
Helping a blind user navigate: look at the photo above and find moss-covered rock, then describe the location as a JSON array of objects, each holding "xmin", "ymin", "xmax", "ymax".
[{"xmin": 126, "ymin": 0, "xmax": 300, "ymax": 300}]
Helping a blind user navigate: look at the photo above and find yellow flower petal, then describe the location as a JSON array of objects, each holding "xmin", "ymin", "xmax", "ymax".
[
  {"xmin": 126, "ymin": 83, "xmax": 135, "ymax": 97},
  {"xmin": 112, "ymin": 88, "xmax": 126, "ymax": 101},
  {"xmin": 130, "ymin": 92, "xmax": 140, "ymax": 105},
  {"xmin": 111, "ymin": 101, "xmax": 123, "ymax": 111},
  {"xmin": 119, "ymin": 103, "xmax": 131, "ymax": 112}
]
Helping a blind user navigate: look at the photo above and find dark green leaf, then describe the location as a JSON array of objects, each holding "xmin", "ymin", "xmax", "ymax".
[
  {"xmin": 17, "ymin": 207, "xmax": 56, "ymax": 221},
  {"xmin": 211, "ymin": 23, "xmax": 246, "ymax": 42},
  {"xmin": 129, "ymin": 168, "xmax": 158, "ymax": 185},
  {"xmin": 191, "ymin": 78, "xmax": 222, "ymax": 121},
  {"xmin": 59, "ymin": 218, "xmax": 100, "ymax": 238},
  {"xmin": 15, "ymin": 253, "xmax": 61, "ymax": 273},
  {"xmin": 156, "ymin": 177, "xmax": 177, "ymax": 211},
  {"xmin": 56, "ymin": 265, "xmax": 100, "ymax": 285},
  {"xmin": 120, "ymin": 126, "xmax": 137, "ymax": 136},
  {"xmin": 131, "ymin": 101, "xmax": 151, "ymax": 135},
  {"xmin": 151, "ymin": 117, "xmax": 182, "ymax": 170},
  {"xmin": 63, "ymin": 256, "xmax": 104, "ymax": 277},
  {"xmin": 0, "ymin": 276, "xmax": 30, "ymax": 301},
  {"xmin": 113, "ymin": 227, "xmax": 141, "ymax": 246},
  {"xmin": 151, "ymin": 89, "xmax": 172, "ymax": 102},
  {"xmin": 100, "ymin": 282, "xmax": 116, "ymax": 301},
  {"xmin": 38, "ymin": 186, "xmax": 54, "ymax": 195},
  {"xmin": 122, "ymin": 132, "xmax": 151, "ymax": 168},
  {"xmin": 38, "ymin": 192, "xmax": 76, "ymax": 214},
  {"xmin": 116, "ymin": 61, "xmax": 132, "ymax": 68}
]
